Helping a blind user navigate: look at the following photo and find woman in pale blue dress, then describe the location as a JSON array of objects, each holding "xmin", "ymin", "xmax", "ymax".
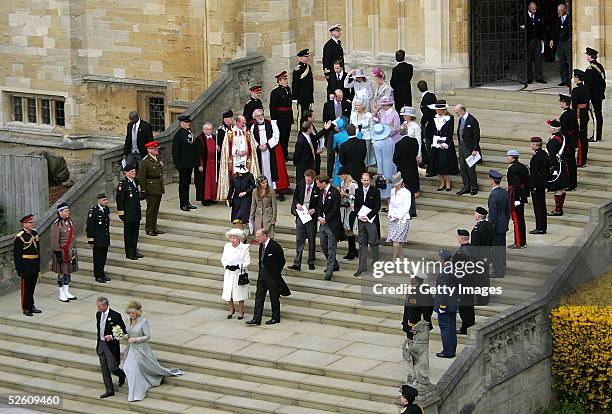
[
  {"xmin": 123, "ymin": 301, "xmax": 183, "ymax": 402},
  {"xmin": 370, "ymin": 123, "xmax": 397, "ymax": 205},
  {"xmin": 332, "ymin": 117, "xmax": 350, "ymax": 187},
  {"xmin": 350, "ymin": 99, "xmax": 376, "ymax": 167}
]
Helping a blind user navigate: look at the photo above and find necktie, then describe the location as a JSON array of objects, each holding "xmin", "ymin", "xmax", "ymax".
[
  {"xmin": 132, "ymin": 123, "xmax": 137, "ymax": 138},
  {"xmin": 337, "ymin": 73, "xmax": 341, "ymax": 81},
  {"xmin": 364, "ymin": 187, "xmax": 368, "ymax": 201},
  {"xmin": 338, "ymin": 40, "xmax": 342, "ymax": 47},
  {"xmin": 100, "ymin": 312, "xmax": 106, "ymax": 340},
  {"xmin": 306, "ymin": 185, "xmax": 311, "ymax": 198},
  {"xmin": 323, "ymin": 189, "xmax": 328, "ymax": 203}
]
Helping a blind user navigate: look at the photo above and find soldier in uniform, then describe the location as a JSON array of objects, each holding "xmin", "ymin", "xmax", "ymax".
[
  {"xmin": 453, "ymin": 229, "xmax": 476, "ymax": 335},
  {"xmin": 546, "ymin": 119, "xmax": 569, "ymax": 216},
  {"xmin": 471, "ymin": 207, "xmax": 493, "ymax": 306},
  {"xmin": 434, "ymin": 249, "xmax": 458, "ymax": 358},
  {"xmin": 243, "ymin": 84, "xmax": 264, "ymax": 125},
  {"xmin": 13, "ymin": 214, "xmax": 41, "ymax": 316},
  {"xmin": 322, "ymin": 24, "xmax": 344, "ymax": 79},
  {"xmin": 86, "ymin": 193, "xmax": 111, "ymax": 283},
  {"xmin": 571, "ymin": 69, "xmax": 590, "ymax": 167},
  {"xmin": 51, "ymin": 202, "xmax": 78, "ymax": 303},
  {"xmin": 172, "ymin": 115, "xmax": 197, "ymax": 211},
  {"xmin": 117, "ymin": 164, "xmax": 144, "ymax": 260},
  {"xmin": 270, "ymin": 71, "xmax": 294, "ymax": 161},
  {"xmin": 506, "ymin": 150, "xmax": 530, "ymax": 249},
  {"xmin": 138, "ymin": 141, "xmax": 165, "ymax": 236},
  {"xmin": 529, "ymin": 137, "xmax": 549, "ymax": 234},
  {"xmin": 585, "ymin": 47, "xmax": 606, "ymax": 142},
  {"xmin": 558, "ymin": 94, "xmax": 578, "ymax": 190},
  {"xmin": 399, "ymin": 384, "xmax": 424, "ymax": 414},
  {"xmin": 292, "ymin": 49, "xmax": 314, "ymax": 118}
]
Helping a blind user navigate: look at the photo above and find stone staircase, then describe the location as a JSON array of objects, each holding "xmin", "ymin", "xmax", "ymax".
[{"xmin": 0, "ymin": 88, "xmax": 609, "ymax": 413}]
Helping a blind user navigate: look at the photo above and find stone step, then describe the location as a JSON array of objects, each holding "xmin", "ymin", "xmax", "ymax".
[
  {"xmin": 0, "ymin": 345, "xmax": 396, "ymax": 414},
  {"xmin": 449, "ymin": 96, "xmax": 560, "ymax": 115}
]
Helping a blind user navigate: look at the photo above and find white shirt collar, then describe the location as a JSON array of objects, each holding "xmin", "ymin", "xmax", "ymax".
[
  {"xmin": 528, "ymin": 11, "xmax": 534, "ymax": 18},
  {"xmin": 263, "ymin": 238, "xmax": 270, "ymax": 250},
  {"xmin": 421, "ymin": 90, "xmax": 429, "ymax": 98},
  {"xmin": 324, "ymin": 184, "xmax": 331, "ymax": 192},
  {"xmin": 462, "ymin": 112, "xmax": 469, "ymax": 120},
  {"xmin": 331, "ymin": 37, "xmax": 340, "ymax": 44},
  {"xmin": 98, "ymin": 204, "xmax": 105, "ymax": 210}
]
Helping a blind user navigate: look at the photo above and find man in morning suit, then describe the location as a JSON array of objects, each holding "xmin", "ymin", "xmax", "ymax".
[
  {"xmin": 303, "ymin": 110, "xmax": 328, "ymax": 174},
  {"xmin": 86, "ymin": 193, "xmax": 111, "ymax": 283},
  {"xmin": 326, "ymin": 61, "xmax": 353, "ymax": 102},
  {"xmin": 390, "ymin": 50, "xmax": 414, "ymax": 108},
  {"xmin": 289, "ymin": 169, "xmax": 320, "ymax": 271},
  {"xmin": 521, "ymin": 2, "xmax": 546, "ymax": 83},
  {"xmin": 13, "ymin": 214, "xmax": 41, "ymax": 316},
  {"xmin": 559, "ymin": 93, "xmax": 578, "ymax": 190},
  {"xmin": 585, "ymin": 47, "xmax": 606, "ymax": 142},
  {"xmin": 322, "ymin": 24, "xmax": 344, "ymax": 79},
  {"xmin": 246, "ymin": 228, "xmax": 289, "ymax": 326},
  {"xmin": 506, "ymin": 149, "xmax": 530, "ymax": 249},
  {"xmin": 434, "ymin": 249, "xmax": 458, "ymax": 358},
  {"xmin": 96, "ymin": 296, "xmax": 127, "ymax": 398},
  {"xmin": 353, "ymin": 172, "xmax": 381, "ymax": 276},
  {"xmin": 116, "ymin": 164, "xmax": 143, "ymax": 260},
  {"xmin": 417, "ymin": 80, "xmax": 437, "ymax": 170},
  {"xmin": 571, "ymin": 69, "xmax": 590, "ymax": 167},
  {"xmin": 270, "ymin": 71, "xmax": 294, "ymax": 159},
  {"xmin": 454, "ymin": 104, "xmax": 481, "ymax": 195},
  {"xmin": 316, "ymin": 175, "xmax": 344, "ymax": 280},
  {"xmin": 172, "ymin": 115, "xmax": 197, "ymax": 211},
  {"xmin": 487, "ymin": 170, "xmax": 510, "ymax": 278},
  {"xmin": 549, "ymin": 3, "xmax": 571, "ymax": 86},
  {"xmin": 123, "ymin": 111, "xmax": 153, "ymax": 166},
  {"xmin": 322, "ymin": 89, "xmax": 351, "ymax": 176},
  {"xmin": 293, "ymin": 121, "xmax": 331, "ymax": 186},
  {"xmin": 138, "ymin": 141, "xmax": 165, "ymax": 236},
  {"xmin": 529, "ymin": 137, "xmax": 548, "ymax": 234},
  {"xmin": 292, "ymin": 49, "xmax": 314, "ymax": 113},
  {"xmin": 338, "ymin": 124, "xmax": 367, "ymax": 182}
]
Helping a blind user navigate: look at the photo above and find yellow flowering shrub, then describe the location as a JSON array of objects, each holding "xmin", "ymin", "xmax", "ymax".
[{"xmin": 550, "ymin": 306, "xmax": 612, "ymax": 412}]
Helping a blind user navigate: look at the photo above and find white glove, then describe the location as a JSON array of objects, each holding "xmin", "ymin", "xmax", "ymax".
[
  {"xmin": 292, "ymin": 100, "xmax": 298, "ymax": 104},
  {"xmin": 514, "ymin": 201, "xmax": 521, "ymax": 207}
]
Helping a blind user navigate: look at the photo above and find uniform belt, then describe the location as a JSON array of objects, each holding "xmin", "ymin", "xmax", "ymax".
[
  {"xmin": 275, "ymin": 107, "xmax": 292, "ymax": 111},
  {"xmin": 22, "ymin": 254, "xmax": 39, "ymax": 259},
  {"xmin": 576, "ymin": 103, "xmax": 588, "ymax": 109}
]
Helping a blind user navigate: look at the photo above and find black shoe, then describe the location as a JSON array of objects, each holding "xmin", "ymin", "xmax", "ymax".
[
  {"xmin": 436, "ymin": 352, "xmax": 455, "ymax": 358},
  {"xmin": 146, "ymin": 231, "xmax": 158, "ymax": 236},
  {"xmin": 154, "ymin": 229, "xmax": 165, "ymax": 234},
  {"xmin": 278, "ymin": 194, "xmax": 285, "ymax": 202},
  {"xmin": 127, "ymin": 256, "xmax": 138, "ymax": 260},
  {"xmin": 100, "ymin": 392, "xmax": 114, "ymax": 399},
  {"xmin": 180, "ymin": 206, "xmax": 190, "ymax": 212},
  {"xmin": 558, "ymin": 82, "xmax": 569, "ymax": 86},
  {"xmin": 237, "ymin": 314, "xmax": 244, "ymax": 320},
  {"xmin": 529, "ymin": 229, "xmax": 546, "ymax": 235},
  {"xmin": 353, "ymin": 270, "xmax": 362, "ymax": 277},
  {"xmin": 436, "ymin": 186, "xmax": 445, "ymax": 191},
  {"xmin": 308, "ymin": 264, "xmax": 315, "ymax": 270},
  {"xmin": 201, "ymin": 201, "xmax": 211, "ymax": 206},
  {"xmin": 536, "ymin": 79, "xmax": 547, "ymax": 84},
  {"xmin": 527, "ymin": 79, "xmax": 533, "ymax": 84},
  {"xmin": 245, "ymin": 320, "xmax": 261, "ymax": 326},
  {"xmin": 105, "ymin": 276, "xmax": 112, "ymax": 281},
  {"xmin": 457, "ymin": 330, "xmax": 467, "ymax": 335},
  {"xmin": 471, "ymin": 190, "xmax": 478, "ymax": 195},
  {"xmin": 288, "ymin": 265, "xmax": 301, "ymax": 271},
  {"xmin": 118, "ymin": 375, "xmax": 125, "ymax": 387},
  {"xmin": 426, "ymin": 172, "xmax": 436, "ymax": 177},
  {"xmin": 265, "ymin": 319, "xmax": 280, "ymax": 325},
  {"xmin": 23, "ymin": 310, "xmax": 33, "ymax": 316},
  {"xmin": 343, "ymin": 252, "xmax": 356, "ymax": 260},
  {"xmin": 30, "ymin": 306, "xmax": 42, "ymax": 313},
  {"xmin": 324, "ymin": 274, "xmax": 332, "ymax": 281},
  {"xmin": 95, "ymin": 277, "xmax": 107, "ymax": 283},
  {"xmin": 548, "ymin": 210, "xmax": 563, "ymax": 216},
  {"xmin": 456, "ymin": 189, "xmax": 469, "ymax": 196},
  {"xmin": 188, "ymin": 204, "xmax": 197, "ymax": 209},
  {"xmin": 135, "ymin": 253, "xmax": 144, "ymax": 258}
]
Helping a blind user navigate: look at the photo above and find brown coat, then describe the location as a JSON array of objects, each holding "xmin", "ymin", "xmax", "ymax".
[
  {"xmin": 51, "ymin": 218, "xmax": 78, "ymax": 275},
  {"xmin": 250, "ymin": 189, "xmax": 277, "ymax": 238}
]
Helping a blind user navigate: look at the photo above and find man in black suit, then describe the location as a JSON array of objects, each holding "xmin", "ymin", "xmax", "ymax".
[
  {"xmin": 353, "ymin": 172, "xmax": 381, "ymax": 276},
  {"xmin": 338, "ymin": 124, "xmax": 367, "ymax": 182},
  {"xmin": 417, "ymin": 80, "xmax": 437, "ymax": 170},
  {"xmin": 316, "ymin": 175, "xmax": 344, "ymax": 281},
  {"xmin": 390, "ymin": 50, "xmax": 414, "ymax": 108},
  {"xmin": 293, "ymin": 121, "xmax": 331, "ymax": 186},
  {"xmin": 454, "ymin": 104, "xmax": 481, "ymax": 195},
  {"xmin": 172, "ymin": 115, "xmax": 197, "ymax": 211},
  {"xmin": 322, "ymin": 24, "xmax": 344, "ymax": 79},
  {"xmin": 96, "ymin": 297, "xmax": 127, "ymax": 398},
  {"xmin": 246, "ymin": 228, "xmax": 289, "ymax": 326},
  {"xmin": 585, "ymin": 47, "xmax": 606, "ymax": 142},
  {"xmin": 302, "ymin": 111, "xmax": 329, "ymax": 174},
  {"xmin": 521, "ymin": 2, "xmax": 546, "ymax": 83},
  {"xmin": 289, "ymin": 169, "xmax": 319, "ymax": 271},
  {"xmin": 487, "ymin": 170, "xmax": 510, "ymax": 278},
  {"xmin": 116, "ymin": 164, "xmax": 144, "ymax": 260},
  {"xmin": 528, "ymin": 137, "xmax": 548, "ymax": 234},
  {"xmin": 86, "ymin": 193, "xmax": 111, "ymax": 283},
  {"xmin": 123, "ymin": 111, "xmax": 153, "ymax": 166},
  {"xmin": 322, "ymin": 90, "xmax": 351, "ymax": 175},
  {"xmin": 549, "ymin": 3, "xmax": 571, "ymax": 86},
  {"xmin": 326, "ymin": 61, "xmax": 353, "ymax": 102}
]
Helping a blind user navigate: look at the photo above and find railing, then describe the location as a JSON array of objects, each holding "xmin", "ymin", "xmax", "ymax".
[
  {"xmin": 0, "ymin": 55, "xmax": 265, "ymax": 296},
  {"xmin": 435, "ymin": 200, "xmax": 612, "ymax": 413}
]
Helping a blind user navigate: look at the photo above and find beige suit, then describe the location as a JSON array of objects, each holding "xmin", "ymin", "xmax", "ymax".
[{"xmin": 250, "ymin": 189, "xmax": 277, "ymax": 237}]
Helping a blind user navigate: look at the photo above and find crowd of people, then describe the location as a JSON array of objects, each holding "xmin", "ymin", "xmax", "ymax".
[{"xmin": 11, "ymin": 17, "xmax": 605, "ymax": 411}]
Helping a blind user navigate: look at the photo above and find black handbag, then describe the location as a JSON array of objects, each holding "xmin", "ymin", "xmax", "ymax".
[
  {"xmin": 375, "ymin": 174, "xmax": 387, "ymax": 190},
  {"xmin": 238, "ymin": 265, "xmax": 249, "ymax": 286}
]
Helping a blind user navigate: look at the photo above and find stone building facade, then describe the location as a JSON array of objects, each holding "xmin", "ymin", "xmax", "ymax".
[{"xmin": 0, "ymin": 0, "xmax": 609, "ymax": 141}]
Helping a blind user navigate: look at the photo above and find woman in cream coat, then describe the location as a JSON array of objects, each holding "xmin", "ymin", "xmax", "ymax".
[
  {"xmin": 387, "ymin": 172, "xmax": 412, "ymax": 261},
  {"xmin": 221, "ymin": 228, "xmax": 250, "ymax": 319}
]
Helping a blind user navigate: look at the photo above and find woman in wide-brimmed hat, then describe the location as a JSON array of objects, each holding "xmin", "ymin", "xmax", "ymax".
[
  {"xmin": 428, "ymin": 100, "xmax": 459, "ymax": 191},
  {"xmin": 345, "ymin": 68, "xmax": 374, "ymax": 113},
  {"xmin": 386, "ymin": 172, "xmax": 412, "ymax": 260},
  {"xmin": 370, "ymin": 123, "xmax": 397, "ymax": 205},
  {"xmin": 221, "ymin": 228, "xmax": 250, "ymax": 319}
]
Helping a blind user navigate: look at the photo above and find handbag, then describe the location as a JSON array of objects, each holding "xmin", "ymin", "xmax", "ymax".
[
  {"xmin": 375, "ymin": 174, "xmax": 387, "ymax": 190},
  {"xmin": 238, "ymin": 265, "xmax": 249, "ymax": 286}
]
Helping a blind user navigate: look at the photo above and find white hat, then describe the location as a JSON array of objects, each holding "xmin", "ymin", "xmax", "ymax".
[
  {"xmin": 328, "ymin": 24, "xmax": 341, "ymax": 32},
  {"xmin": 225, "ymin": 228, "xmax": 245, "ymax": 239},
  {"xmin": 399, "ymin": 106, "xmax": 416, "ymax": 117},
  {"xmin": 427, "ymin": 100, "xmax": 449, "ymax": 110}
]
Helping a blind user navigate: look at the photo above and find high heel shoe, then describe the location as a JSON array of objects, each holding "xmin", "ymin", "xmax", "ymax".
[
  {"xmin": 227, "ymin": 310, "xmax": 236, "ymax": 319},
  {"xmin": 445, "ymin": 187, "xmax": 452, "ymax": 192},
  {"xmin": 437, "ymin": 186, "xmax": 445, "ymax": 191},
  {"xmin": 237, "ymin": 313, "xmax": 244, "ymax": 320}
]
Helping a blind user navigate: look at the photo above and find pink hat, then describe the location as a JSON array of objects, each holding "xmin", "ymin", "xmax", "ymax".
[
  {"xmin": 378, "ymin": 96, "xmax": 394, "ymax": 106},
  {"xmin": 371, "ymin": 67, "xmax": 385, "ymax": 79}
]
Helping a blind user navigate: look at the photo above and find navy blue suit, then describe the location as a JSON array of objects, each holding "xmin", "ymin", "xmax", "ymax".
[{"xmin": 488, "ymin": 186, "xmax": 510, "ymax": 277}]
